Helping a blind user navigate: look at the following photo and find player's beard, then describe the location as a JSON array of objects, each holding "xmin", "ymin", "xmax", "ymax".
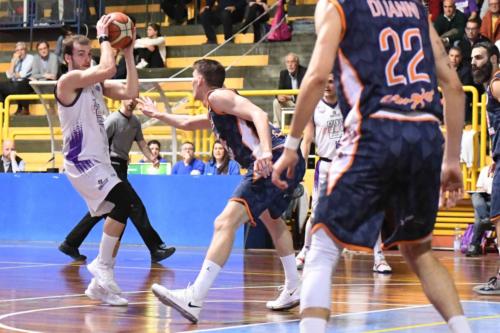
[{"xmin": 472, "ymin": 61, "xmax": 493, "ymax": 85}]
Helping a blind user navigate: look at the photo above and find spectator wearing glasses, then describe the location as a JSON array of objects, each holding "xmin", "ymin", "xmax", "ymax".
[
  {"xmin": 172, "ymin": 141, "xmax": 205, "ymax": 175},
  {"xmin": 0, "ymin": 42, "xmax": 34, "ymax": 115},
  {"xmin": 458, "ymin": 18, "xmax": 490, "ymax": 63},
  {"xmin": 31, "ymin": 41, "xmax": 59, "ymax": 81}
]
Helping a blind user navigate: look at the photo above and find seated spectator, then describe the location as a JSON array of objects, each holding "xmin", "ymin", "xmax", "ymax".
[
  {"xmin": 466, "ymin": 165, "xmax": 494, "ymax": 256},
  {"xmin": 449, "ymin": 46, "xmax": 475, "ymax": 122},
  {"xmin": 455, "ymin": 0, "xmax": 479, "ymax": 19},
  {"xmin": 172, "ymin": 141, "xmax": 205, "ymax": 175},
  {"xmin": 0, "ymin": 139, "xmax": 25, "ymax": 173},
  {"xmin": 434, "ymin": 0, "xmax": 467, "ymax": 48},
  {"xmin": 139, "ymin": 139, "xmax": 167, "ymax": 163},
  {"xmin": 457, "ymin": 17, "xmax": 490, "ymax": 64},
  {"xmin": 134, "ymin": 23, "xmax": 166, "ymax": 69},
  {"xmin": 480, "ymin": 0, "xmax": 500, "ymax": 42},
  {"xmin": 30, "ymin": 41, "xmax": 59, "ymax": 81},
  {"xmin": 204, "ymin": 140, "xmax": 241, "ymax": 175},
  {"xmin": 0, "ymin": 42, "xmax": 34, "ymax": 115},
  {"xmin": 240, "ymin": 0, "xmax": 269, "ymax": 43},
  {"xmin": 161, "ymin": 0, "xmax": 193, "ymax": 25},
  {"xmin": 273, "ymin": 52, "xmax": 307, "ymax": 127},
  {"xmin": 200, "ymin": 0, "xmax": 247, "ymax": 44}
]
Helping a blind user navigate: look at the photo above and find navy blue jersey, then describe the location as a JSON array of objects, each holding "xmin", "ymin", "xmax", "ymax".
[
  {"xmin": 487, "ymin": 71, "xmax": 500, "ymax": 158},
  {"xmin": 332, "ymin": 0, "xmax": 442, "ymax": 120},
  {"xmin": 207, "ymin": 89, "xmax": 285, "ymax": 168}
]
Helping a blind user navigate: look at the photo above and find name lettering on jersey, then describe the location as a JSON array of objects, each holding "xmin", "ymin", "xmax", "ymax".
[
  {"xmin": 367, "ymin": 0, "xmax": 420, "ymax": 19},
  {"xmin": 380, "ymin": 88, "xmax": 434, "ymax": 109}
]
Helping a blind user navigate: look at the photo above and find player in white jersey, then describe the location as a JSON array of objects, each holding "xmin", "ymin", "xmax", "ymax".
[
  {"xmin": 55, "ymin": 15, "xmax": 139, "ymax": 306},
  {"xmin": 295, "ymin": 74, "xmax": 392, "ymax": 274}
]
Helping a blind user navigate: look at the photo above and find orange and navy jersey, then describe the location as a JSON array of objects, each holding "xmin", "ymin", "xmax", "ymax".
[
  {"xmin": 487, "ymin": 71, "xmax": 500, "ymax": 158},
  {"xmin": 207, "ymin": 89, "xmax": 285, "ymax": 168},
  {"xmin": 332, "ymin": 0, "xmax": 442, "ymax": 120}
]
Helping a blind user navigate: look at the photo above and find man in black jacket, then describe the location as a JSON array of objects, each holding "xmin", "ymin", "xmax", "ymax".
[
  {"xmin": 0, "ymin": 139, "xmax": 25, "ymax": 173},
  {"xmin": 273, "ymin": 52, "xmax": 307, "ymax": 127}
]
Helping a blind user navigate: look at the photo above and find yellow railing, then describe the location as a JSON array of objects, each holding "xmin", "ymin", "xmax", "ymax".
[{"xmin": 0, "ymin": 87, "xmax": 485, "ymax": 192}]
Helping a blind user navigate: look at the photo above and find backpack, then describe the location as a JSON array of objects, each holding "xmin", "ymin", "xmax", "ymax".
[
  {"xmin": 460, "ymin": 224, "xmax": 475, "ymax": 253},
  {"xmin": 267, "ymin": 0, "xmax": 292, "ymax": 42}
]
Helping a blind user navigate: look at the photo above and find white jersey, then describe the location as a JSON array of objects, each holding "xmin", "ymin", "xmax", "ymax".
[
  {"xmin": 313, "ymin": 99, "xmax": 343, "ymax": 160},
  {"xmin": 56, "ymin": 82, "xmax": 120, "ymax": 216},
  {"xmin": 57, "ymin": 83, "xmax": 110, "ymax": 175}
]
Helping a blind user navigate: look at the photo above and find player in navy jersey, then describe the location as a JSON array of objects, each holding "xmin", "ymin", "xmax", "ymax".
[
  {"xmin": 469, "ymin": 42, "xmax": 500, "ymax": 295},
  {"xmin": 272, "ymin": 0, "xmax": 470, "ymax": 332},
  {"xmin": 136, "ymin": 59, "xmax": 305, "ymax": 323}
]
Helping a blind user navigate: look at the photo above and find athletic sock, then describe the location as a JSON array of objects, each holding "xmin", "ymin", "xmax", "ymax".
[
  {"xmin": 280, "ymin": 254, "xmax": 300, "ymax": 290},
  {"xmin": 191, "ymin": 259, "xmax": 221, "ymax": 301},
  {"xmin": 303, "ymin": 219, "xmax": 313, "ymax": 249},
  {"xmin": 300, "ymin": 317, "xmax": 327, "ymax": 333},
  {"xmin": 98, "ymin": 233, "xmax": 119, "ymax": 265},
  {"xmin": 447, "ymin": 315, "xmax": 472, "ymax": 333}
]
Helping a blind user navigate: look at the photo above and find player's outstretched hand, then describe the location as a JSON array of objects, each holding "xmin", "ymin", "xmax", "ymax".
[
  {"xmin": 96, "ymin": 15, "xmax": 112, "ymax": 38},
  {"xmin": 152, "ymin": 158, "xmax": 160, "ymax": 168},
  {"xmin": 136, "ymin": 96, "xmax": 159, "ymax": 118},
  {"xmin": 439, "ymin": 160, "xmax": 463, "ymax": 209},
  {"xmin": 271, "ymin": 148, "xmax": 298, "ymax": 190},
  {"xmin": 254, "ymin": 151, "xmax": 273, "ymax": 178}
]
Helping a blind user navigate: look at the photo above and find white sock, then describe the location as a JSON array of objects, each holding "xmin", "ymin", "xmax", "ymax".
[
  {"xmin": 447, "ymin": 315, "xmax": 472, "ymax": 333},
  {"xmin": 300, "ymin": 317, "xmax": 327, "ymax": 333},
  {"xmin": 303, "ymin": 219, "xmax": 313, "ymax": 249},
  {"xmin": 191, "ymin": 259, "xmax": 221, "ymax": 301},
  {"xmin": 373, "ymin": 233, "xmax": 384, "ymax": 263},
  {"xmin": 301, "ymin": 228, "xmax": 342, "ymax": 312},
  {"xmin": 280, "ymin": 254, "xmax": 300, "ymax": 290},
  {"xmin": 98, "ymin": 233, "xmax": 119, "ymax": 265}
]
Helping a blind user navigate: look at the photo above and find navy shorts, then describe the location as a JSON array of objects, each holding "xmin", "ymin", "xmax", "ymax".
[
  {"xmin": 313, "ymin": 114, "xmax": 444, "ymax": 250},
  {"xmin": 490, "ymin": 158, "xmax": 500, "ymax": 223},
  {"xmin": 232, "ymin": 148, "xmax": 306, "ymax": 225}
]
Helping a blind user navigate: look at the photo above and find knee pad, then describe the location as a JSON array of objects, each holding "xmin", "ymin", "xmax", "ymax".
[
  {"xmin": 301, "ymin": 229, "xmax": 343, "ymax": 311},
  {"xmin": 106, "ymin": 182, "xmax": 132, "ymax": 224}
]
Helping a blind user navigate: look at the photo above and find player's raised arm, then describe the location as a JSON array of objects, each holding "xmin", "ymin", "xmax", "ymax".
[
  {"xmin": 136, "ymin": 96, "xmax": 211, "ymax": 130},
  {"xmin": 57, "ymin": 16, "xmax": 116, "ymax": 103},
  {"xmin": 429, "ymin": 23, "xmax": 465, "ymax": 207}
]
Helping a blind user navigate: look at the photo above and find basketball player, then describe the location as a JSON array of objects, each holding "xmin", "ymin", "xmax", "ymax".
[
  {"xmin": 56, "ymin": 15, "xmax": 138, "ymax": 305},
  {"xmin": 59, "ymin": 99, "xmax": 176, "ymax": 264},
  {"xmin": 469, "ymin": 42, "xmax": 500, "ymax": 295},
  {"xmin": 295, "ymin": 74, "xmax": 392, "ymax": 274},
  {"xmin": 136, "ymin": 59, "xmax": 305, "ymax": 323},
  {"xmin": 272, "ymin": 0, "xmax": 471, "ymax": 332}
]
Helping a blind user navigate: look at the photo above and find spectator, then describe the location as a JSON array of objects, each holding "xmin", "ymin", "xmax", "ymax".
[
  {"xmin": 434, "ymin": 0, "xmax": 467, "ymax": 48},
  {"xmin": 241, "ymin": 0, "xmax": 269, "ymax": 43},
  {"xmin": 55, "ymin": 25, "xmax": 74, "ymax": 70},
  {"xmin": 200, "ymin": 0, "xmax": 247, "ymax": 44},
  {"xmin": 0, "ymin": 139, "xmax": 25, "ymax": 173},
  {"xmin": 457, "ymin": 17, "xmax": 490, "ymax": 63},
  {"xmin": 455, "ymin": 0, "xmax": 479, "ymax": 18},
  {"xmin": 139, "ymin": 140, "xmax": 167, "ymax": 163},
  {"xmin": 273, "ymin": 52, "xmax": 307, "ymax": 127},
  {"xmin": 466, "ymin": 165, "xmax": 494, "ymax": 256},
  {"xmin": 449, "ymin": 46, "xmax": 476, "ymax": 122},
  {"xmin": 172, "ymin": 141, "xmax": 205, "ymax": 175},
  {"xmin": 0, "ymin": 42, "xmax": 34, "ymax": 115},
  {"xmin": 161, "ymin": 0, "xmax": 192, "ymax": 25},
  {"xmin": 30, "ymin": 41, "xmax": 59, "ymax": 81},
  {"xmin": 480, "ymin": 0, "xmax": 500, "ymax": 42},
  {"xmin": 204, "ymin": 140, "xmax": 241, "ymax": 175},
  {"xmin": 134, "ymin": 23, "xmax": 166, "ymax": 69}
]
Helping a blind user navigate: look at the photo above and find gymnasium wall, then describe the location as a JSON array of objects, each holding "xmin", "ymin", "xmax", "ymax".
[{"xmin": 0, "ymin": 174, "xmax": 246, "ymax": 248}]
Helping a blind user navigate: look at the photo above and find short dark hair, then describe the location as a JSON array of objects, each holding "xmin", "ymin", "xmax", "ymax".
[
  {"xmin": 466, "ymin": 17, "xmax": 481, "ymax": 28},
  {"xmin": 449, "ymin": 46, "xmax": 462, "ymax": 55},
  {"xmin": 193, "ymin": 59, "xmax": 226, "ymax": 88},
  {"xmin": 473, "ymin": 41, "xmax": 500, "ymax": 63},
  {"xmin": 36, "ymin": 40, "xmax": 49, "ymax": 50},
  {"xmin": 63, "ymin": 35, "xmax": 90, "ymax": 56},
  {"xmin": 182, "ymin": 141, "xmax": 195, "ymax": 151},
  {"xmin": 148, "ymin": 139, "xmax": 161, "ymax": 149}
]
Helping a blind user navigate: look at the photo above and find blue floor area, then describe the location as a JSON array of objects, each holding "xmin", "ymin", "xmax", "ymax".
[{"xmin": 191, "ymin": 301, "xmax": 500, "ymax": 332}]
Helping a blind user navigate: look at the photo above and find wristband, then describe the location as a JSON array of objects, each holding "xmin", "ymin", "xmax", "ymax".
[
  {"xmin": 98, "ymin": 35, "xmax": 109, "ymax": 44},
  {"xmin": 284, "ymin": 135, "xmax": 301, "ymax": 151}
]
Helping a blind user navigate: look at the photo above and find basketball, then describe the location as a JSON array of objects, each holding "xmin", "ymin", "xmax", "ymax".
[{"xmin": 107, "ymin": 12, "xmax": 134, "ymax": 49}]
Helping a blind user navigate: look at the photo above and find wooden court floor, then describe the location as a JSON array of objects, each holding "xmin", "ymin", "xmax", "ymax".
[{"xmin": 0, "ymin": 242, "xmax": 498, "ymax": 332}]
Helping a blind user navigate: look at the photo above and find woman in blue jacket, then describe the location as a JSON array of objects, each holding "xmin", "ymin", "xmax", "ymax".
[{"xmin": 204, "ymin": 140, "xmax": 240, "ymax": 175}]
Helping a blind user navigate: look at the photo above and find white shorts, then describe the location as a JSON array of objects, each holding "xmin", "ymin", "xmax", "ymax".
[
  {"xmin": 312, "ymin": 159, "xmax": 331, "ymax": 216},
  {"xmin": 65, "ymin": 162, "xmax": 121, "ymax": 216}
]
